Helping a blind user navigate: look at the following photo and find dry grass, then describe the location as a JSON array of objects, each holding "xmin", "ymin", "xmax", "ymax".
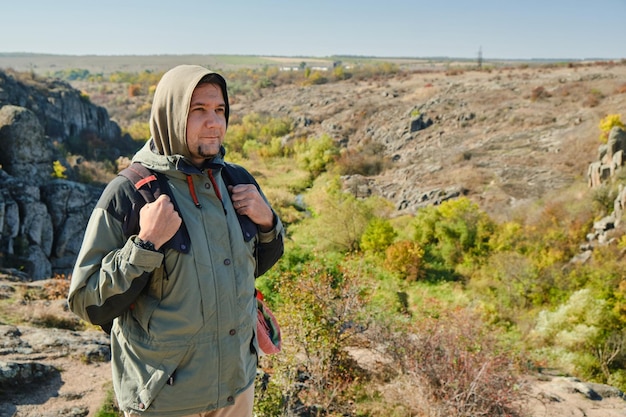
[{"xmin": 0, "ymin": 275, "xmax": 83, "ymax": 330}]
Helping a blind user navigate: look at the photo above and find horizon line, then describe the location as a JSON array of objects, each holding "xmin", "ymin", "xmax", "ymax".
[{"xmin": 1, "ymin": 51, "xmax": 624, "ymax": 63}]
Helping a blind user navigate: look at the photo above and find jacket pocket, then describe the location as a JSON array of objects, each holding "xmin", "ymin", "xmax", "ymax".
[
  {"xmin": 113, "ymin": 331, "xmax": 187, "ymax": 413},
  {"xmin": 131, "ymin": 294, "xmax": 160, "ymax": 334},
  {"xmin": 132, "ymin": 262, "xmax": 167, "ymax": 333}
]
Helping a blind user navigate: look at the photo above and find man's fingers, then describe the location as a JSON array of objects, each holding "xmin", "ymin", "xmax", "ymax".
[{"xmin": 155, "ymin": 194, "xmax": 171, "ymax": 204}]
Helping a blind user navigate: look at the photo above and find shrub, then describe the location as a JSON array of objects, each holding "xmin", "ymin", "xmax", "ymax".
[
  {"xmin": 384, "ymin": 240, "xmax": 424, "ymax": 281},
  {"xmin": 413, "ymin": 197, "xmax": 494, "ymax": 273},
  {"xmin": 592, "ymin": 184, "xmax": 618, "ymax": 214},
  {"xmin": 360, "ymin": 218, "xmax": 397, "ymax": 254},
  {"xmin": 295, "ymin": 134, "xmax": 340, "ymax": 177},
  {"xmin": 332, "ymin": 65, "xmax": 351, "ymax": 81},
  {"xmin": 255, "ymin": 257, "xmax": 369, "ymax": 416},
  {"xmin": 530, "ymin": 86, "xmax": 551, "ymax": 101},
  {"xmin": 599, "ymin": 114, "xmax": 625, "ymax": 143},
  {"xmin": 336, "ymin": 139, "xmax": 388, "ymax": 176},
  {"xmin": 124, "ymin": 121, "xmax": 151, "ymax": 141},
  {"xmin": 94, "ymin": 384, "xmax": 122, "ymax": 417},
  {"xmin": 370, "ymin": 307, "xmax": 526, "ymax": 417},
  {"xmin": 530, "ymin": 288, "xmax": 625, "ymax": 384},
  {"xmin": 469, "ymin": 250, "xmax": 539, "ymax": 320},
  {"xmin": 292, "ymin": 175, "xmax": 391, "ymax": 253},
  {"xmin": 303, "ymin": 71, "xmax": 328, "ymax": 85},
  {"xmin": 225, "ymin": 112, "xmax": 292, "ymax": 157},
  {"xmin": 128, "ymin": 83, "xmax": 142, "ymax": 97},
  {"xmin": 43, "ymin": 274, "xmax": 71, "ymax": 300}
]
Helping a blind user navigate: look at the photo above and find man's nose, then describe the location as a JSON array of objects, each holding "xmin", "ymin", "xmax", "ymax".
[{"xmin": 204, "ymin": 111, "xmax": 220, "ymax": 126}]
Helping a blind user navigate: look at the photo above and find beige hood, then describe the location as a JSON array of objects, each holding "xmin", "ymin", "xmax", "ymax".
[{"xmin": 149, "ymin": 64, "xmax": 229, "ymax": 159}]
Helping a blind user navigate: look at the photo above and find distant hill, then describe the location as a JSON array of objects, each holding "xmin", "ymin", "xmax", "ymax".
[{"xmin": 0, "ymin": 52, "xmax": 576, "ymax": 77}]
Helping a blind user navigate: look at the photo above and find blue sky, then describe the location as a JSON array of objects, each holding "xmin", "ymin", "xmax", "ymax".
[{"xmin": 2, "ymin": 0, "xmax": 625, "ymax": 60}]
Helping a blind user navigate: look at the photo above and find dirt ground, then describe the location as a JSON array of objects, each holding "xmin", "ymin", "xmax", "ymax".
[
  {"xmin": 0, "ymin": 356, "xmax": 111, "ymax": 417},
  {"xmin": 2, "ymin": 352, "xmax": 626, "ymax": 417}
]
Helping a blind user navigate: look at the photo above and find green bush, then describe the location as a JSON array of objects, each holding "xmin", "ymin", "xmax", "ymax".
[
  {"xmin": 291, "ymin": 175, "xmax": 387, "ymax": 252},
  {"xmin": 225, "ymin": 112, "xmax": 292, "ymax": 157},
  {"xmin": 413, "ymin": 197, "xmax": 494, "ymax": 274},
  {"xmin": 530, "ymin": 288, "xmax": 625, "ymax": 384},
  {"xmin": 294, "ymin": 134, "xmax": 340, "ymax": 177},
  {"xmin": 255, "ymin": 255, "xmax": 369, "ymax": 416},
  {"xmin": 360, "ymin": 218, "xmax": 397, "ymax": 254}
]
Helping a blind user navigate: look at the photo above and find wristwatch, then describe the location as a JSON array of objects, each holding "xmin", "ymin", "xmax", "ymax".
[{"xmin": 135, "ymin": 237, "xmax": 157, "ymax": 252}]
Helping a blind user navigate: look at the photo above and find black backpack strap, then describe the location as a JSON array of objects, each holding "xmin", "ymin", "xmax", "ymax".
[
  {"xmin": 118, "ymin": 162, "xmax": 191, "ymax": 253},
  {"xmin": 120, "ymin": 163, "xmax": 163, "ymax": 203},
  {"xmin": 221, "ymin": 163, "xmax": 284, "ymax": 277},
  {"xmin": 221, "ymin": 163, "xmax": 260, "ymax": 242}
]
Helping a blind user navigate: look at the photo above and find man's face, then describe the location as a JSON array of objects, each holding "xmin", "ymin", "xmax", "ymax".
[{"xmin": 186, "ymin": 83, "xmax": 227, "ymax": 166}]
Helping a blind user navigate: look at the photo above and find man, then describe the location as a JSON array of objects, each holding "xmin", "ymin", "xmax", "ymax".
[{"xmin": 68, "ymin": 65, "xmax": 284, "ymax": 416}]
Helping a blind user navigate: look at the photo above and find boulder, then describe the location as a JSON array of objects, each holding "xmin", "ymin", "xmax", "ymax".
[{"xmin": 0, "ymin": 105, "xmax": 54, "ymax": 185}]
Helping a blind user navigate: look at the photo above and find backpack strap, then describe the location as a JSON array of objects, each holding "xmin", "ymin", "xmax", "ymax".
[
  {"xmin": 221, "ymin": 163, "xmax": 259, "ymax": 243},
  {"xmin": 222, "ymin": 162, "xmax": 283, "ymax": 277},
  {"xmin": 118, "ymin": 162, "xmax": 191, "ymax": 253}
]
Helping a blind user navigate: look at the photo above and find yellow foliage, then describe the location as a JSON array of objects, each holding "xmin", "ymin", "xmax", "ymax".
[
  {"xmin": 384, "ymin": 240, "xmax": 424, "ymax": 281},
  {"xmin": 51, "ymin": 160, "xmax": 67, "ymax": 179},
  {"xmin": 599, "ymin": 114, "xmax": 625, "ymax": 143},
  {"xmin": 125, "ymin": 122, "xmax": 151, "ymax": 141}
]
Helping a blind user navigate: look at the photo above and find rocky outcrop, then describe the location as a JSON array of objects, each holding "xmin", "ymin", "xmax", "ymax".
[
  {"xmin": 0, "ymin": 70, "xmax": 110, "ymax": 279},
  {"xmin": 588, "ymin": 126, "xmax": 626, "ymax": 189},
  {"xmin": 0, "ymin": 105, "xmax": 55, "ymax": 184},
  {"xmin": 0, "ymin": 122, "xmax": 103, "ymax": 278},
  {"xmin": 579, "ymin": 126, "xmax": 626, "ymax": 261},
  {"xmin": 0, "ymin": 70, "xmax": 120, "ymax": 146},
  {"xmin": 0, "ymin": 314, "xmax": 112, "ymax": 417}
]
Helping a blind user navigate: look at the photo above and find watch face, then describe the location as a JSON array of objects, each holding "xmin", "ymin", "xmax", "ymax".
[{"xmin": 137, "ymin": 238, "xmax": 156, "ymax": 251}]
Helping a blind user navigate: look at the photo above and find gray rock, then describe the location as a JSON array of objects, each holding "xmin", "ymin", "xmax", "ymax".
[
  {"xmin": 0, "ymin": 360, "xmax": 59, "ymax": 388},
  {"xmin": 0, "ymin": 105, "xmax": 54, "ymax": 185}
]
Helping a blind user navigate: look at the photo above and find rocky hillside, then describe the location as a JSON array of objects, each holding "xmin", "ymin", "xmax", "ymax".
[
  {"xmin": 65, "ymin": 60, "xmax": 626, "ymax": 221},
  {"xmin": 227, "ymin": 62, "xmax": 626, "ymax": 221}
]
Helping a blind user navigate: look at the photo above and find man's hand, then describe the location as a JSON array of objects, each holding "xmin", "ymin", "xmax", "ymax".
[
  {"xmin": 138, "ymin": 194, "xmax": 182, "ymax": 250},
  {"xmin": 228, "ymin": 184, "xmax": 274, "ymax": 231}
]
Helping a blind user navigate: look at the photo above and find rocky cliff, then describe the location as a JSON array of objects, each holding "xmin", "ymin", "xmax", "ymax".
[
  {"xmin": 0, "ymin": 71, "xmax": 121, "ymax": 146},
  {"xmin": 0, "ymin": 71, "xmax": 135, "ymax": 279}
]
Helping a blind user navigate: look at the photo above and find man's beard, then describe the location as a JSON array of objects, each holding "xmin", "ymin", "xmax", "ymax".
[{"xmin": 197, "ymin": 144, "xmax": 220, "ymax": 159}]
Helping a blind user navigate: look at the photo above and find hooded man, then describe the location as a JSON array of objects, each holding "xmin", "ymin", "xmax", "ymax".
[{"xmin": 68, "ymin": 65, "xmax": 284, "ymax": 417}]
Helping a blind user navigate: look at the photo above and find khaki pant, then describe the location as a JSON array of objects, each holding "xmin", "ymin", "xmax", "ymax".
[{"xmin": 124, "ymin": 384, "xmax": 255, "ymax": 417}]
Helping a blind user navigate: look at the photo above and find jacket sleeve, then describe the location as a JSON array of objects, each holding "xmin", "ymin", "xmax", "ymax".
[{"xmin": 67, "ymin": 178, "xmax": 163, "ymax": 326}]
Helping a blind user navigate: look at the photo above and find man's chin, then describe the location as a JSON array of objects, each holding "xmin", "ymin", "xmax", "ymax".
[{"xmin": 199, "ymin": 145, "xmax": 222, "ymax": 159}]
